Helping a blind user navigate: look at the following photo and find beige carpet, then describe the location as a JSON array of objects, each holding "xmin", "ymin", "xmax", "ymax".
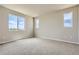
[{"xmin": 0, "ymin": 38, "xmax": 79, "ymax": 55}]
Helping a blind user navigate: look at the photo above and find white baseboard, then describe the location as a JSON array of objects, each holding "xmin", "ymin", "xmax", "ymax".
[
  {"xmin": 0, "ymin": 36, "xmax": 32, "ymax": 45},
  {"xmin": 38, "ymin": 37, "xmax": 79, "ymax": 45}
]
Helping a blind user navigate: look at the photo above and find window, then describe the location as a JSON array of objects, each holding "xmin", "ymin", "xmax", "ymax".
[
  {"xmin": 35, "ymin": 18, "xmax": 39, "ymax": 29},
  {"xmin": 9, "ymin": 14, "xmax": 17, "ymax": 31},
  {"xmin": 18, "ymin": 16, "xmax": 24, "ymax": 30},
  {"xmin": 8, "ymin": 14, "xmax": 25, "ymax": 31},
  {"xmin": 64, "ymin": 12, "xmax": 72, "ymax": 27}
]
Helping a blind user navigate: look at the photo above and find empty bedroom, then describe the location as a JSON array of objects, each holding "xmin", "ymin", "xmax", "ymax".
[{"xmin": 0, "ymin": 4, "xmax": 79, "ymax": 55}]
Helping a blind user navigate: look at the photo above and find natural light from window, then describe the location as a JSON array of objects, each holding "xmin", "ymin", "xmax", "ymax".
[
  {"xmin": 64, "ymin": 12, "xmax": 72, "ymax": 28},
  {"xmin": 8, "ymin": 14, "xmax": 25, "ymax": 31},
  {"xmin": 9, "ymin": 14, "xmax": 17, "ymax": 31},
  {"xmin": 18, "ymin": 16, "xmax": 25, "ymax": 30},
  {"xmin": 35, "ymin": 18, "xmax": 39, "ymax": 29}
]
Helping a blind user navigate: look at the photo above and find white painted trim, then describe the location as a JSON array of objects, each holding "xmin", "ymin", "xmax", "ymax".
[
  {"xmin": 39, "ymin": 37, "xmax": 79, "ymax": 45},
  {"xmin": 0, "ymin": 37, "xmax": 32, "ymax": 45}
]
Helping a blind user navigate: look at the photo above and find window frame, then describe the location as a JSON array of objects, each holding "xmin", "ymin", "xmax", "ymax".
[
  {"xmin": 64, "ymin": 11, "xmax": 73, "ymax": 28},
  {"xmin": 17, "ymin": 16, "xmax": 25, "ymax": 31},
  {"xmin": 8, "ymin": 13, "xmax": 25, "ymax": 31}
]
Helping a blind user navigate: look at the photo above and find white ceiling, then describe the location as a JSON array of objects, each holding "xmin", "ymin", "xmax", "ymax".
[{"xmin": 1, "ymin": 4, "xmax": 77, "ymax": 17}]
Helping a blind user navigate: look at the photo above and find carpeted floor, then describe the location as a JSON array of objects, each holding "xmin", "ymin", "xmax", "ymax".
[{"xmin": 0, "ymin": 38, "xmax": 79, "ymax": 55}]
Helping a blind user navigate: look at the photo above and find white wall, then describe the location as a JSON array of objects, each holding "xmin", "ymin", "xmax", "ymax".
[
  {"xmin": 0, "ymin": 6, "xmax": 33, "ymax": 44},
  {"xmin": 35, "ymin": 6, "xmax": 79, "ymax": 44}
]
